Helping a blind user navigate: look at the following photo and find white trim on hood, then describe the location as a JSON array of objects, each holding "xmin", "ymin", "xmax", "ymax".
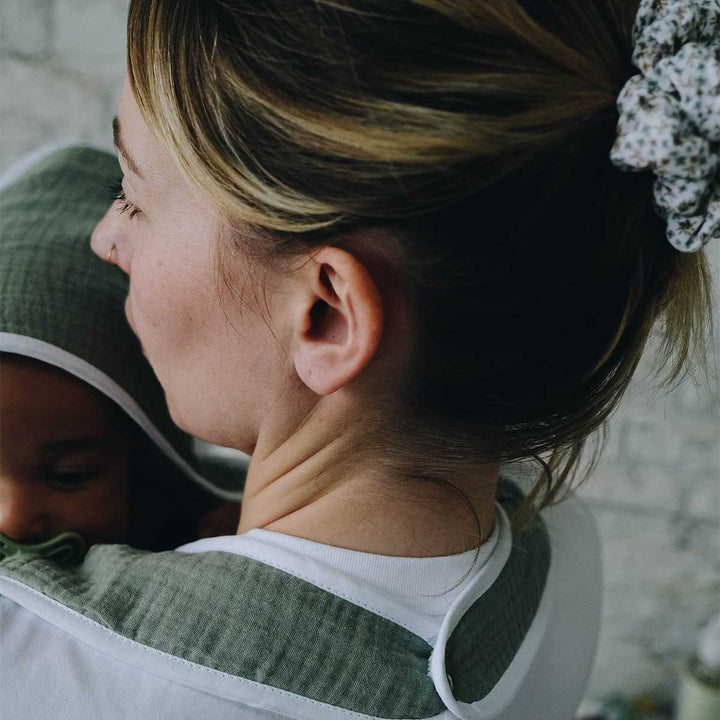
[{"xmin": 0, "ymin": 333, "xmax": 243, "ymax": 501}]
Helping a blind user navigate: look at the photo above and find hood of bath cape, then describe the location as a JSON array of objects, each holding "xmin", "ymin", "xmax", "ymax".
[{"xmin": 0, "ymin": 145, "xmax": 242, "ymax": 501}]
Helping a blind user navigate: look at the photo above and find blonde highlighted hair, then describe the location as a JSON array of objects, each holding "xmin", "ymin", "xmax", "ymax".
[{"xmin": 127, "ymin": 0, "xmax": 713, "ymax": 531}]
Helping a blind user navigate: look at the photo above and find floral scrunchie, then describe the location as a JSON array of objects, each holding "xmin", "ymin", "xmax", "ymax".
[{"xmin": 610, "ymin": 0, "xmax": 719, "ymax": 252}]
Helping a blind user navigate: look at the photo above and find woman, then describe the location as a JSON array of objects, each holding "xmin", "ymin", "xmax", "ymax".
[{"xmin": 1, "ymin": 1, "xmax": 715, "ymax": 718}]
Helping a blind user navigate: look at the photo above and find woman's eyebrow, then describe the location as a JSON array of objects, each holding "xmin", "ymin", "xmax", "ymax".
[{"xmin": 112, "ymin": 115, "xmax": 145, "ymax": 179}]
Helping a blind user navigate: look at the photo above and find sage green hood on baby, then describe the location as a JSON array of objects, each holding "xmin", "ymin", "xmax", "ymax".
[{"xmin": 0, "ymin": 146, "xmax": 243, "ymax": 543}]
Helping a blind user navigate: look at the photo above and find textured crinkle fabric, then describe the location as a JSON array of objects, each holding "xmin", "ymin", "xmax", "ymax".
[
  {"xmin": 610, "ymin": 0, "xmax": 720, "ymax": 252},
  {"xmin": 631, "ymin": 0, "xmax": 718, "ymax": 71}
]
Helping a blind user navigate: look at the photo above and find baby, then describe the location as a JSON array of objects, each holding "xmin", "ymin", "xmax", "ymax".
[{"xmin": 0, "ymin": 145, "xmax": 243, "ymax": 557}]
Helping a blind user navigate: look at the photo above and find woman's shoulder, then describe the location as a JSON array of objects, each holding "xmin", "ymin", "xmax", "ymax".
[{"xmin": 0, "ymin": 479, "xmax": 602, "ymax": 720}]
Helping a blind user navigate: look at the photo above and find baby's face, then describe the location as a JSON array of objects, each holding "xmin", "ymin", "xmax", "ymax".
[{"xmin": 0, "ymin": 355, "xmax": 133, "ymax": 546}]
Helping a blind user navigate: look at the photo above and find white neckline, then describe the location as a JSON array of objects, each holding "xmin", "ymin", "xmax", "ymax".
[{"xmin": 177, "ymin": 503, "xmax": 505, "ymax": 623}]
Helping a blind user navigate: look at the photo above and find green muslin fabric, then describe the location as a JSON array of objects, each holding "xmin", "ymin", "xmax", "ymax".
[
  {"xmin": 0, "ymin": 480, "xmax": 550, "ymax": 718},
  {"xmin": 0, "ymin": 146, "xmax": 197, "ymax": 475},
  {"xmin": 447, "ymin": 480, "xmax": 552, "ymax": 702}
]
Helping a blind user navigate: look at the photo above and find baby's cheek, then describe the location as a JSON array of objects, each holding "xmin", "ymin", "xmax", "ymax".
[{"xmin": 70, "ymin": 473, "xmax": 132, "ymax": 545}]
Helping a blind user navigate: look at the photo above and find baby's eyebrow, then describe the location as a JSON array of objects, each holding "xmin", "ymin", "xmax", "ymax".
[{"xmin": 40, "ymin": 437, "xmax": 110, "ymax": 455}]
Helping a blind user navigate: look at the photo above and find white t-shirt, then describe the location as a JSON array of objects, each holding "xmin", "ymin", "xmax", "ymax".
[{"xmin": 0, "ymin": 493, "xmax": 601, "ymax": 720}]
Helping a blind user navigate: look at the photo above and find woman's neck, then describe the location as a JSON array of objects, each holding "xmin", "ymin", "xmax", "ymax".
[{"xmin": 236, "ymin": 414, "xmax": 499, "ymax": 557}]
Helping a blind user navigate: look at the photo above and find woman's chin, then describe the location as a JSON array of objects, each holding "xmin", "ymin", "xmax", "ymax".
[
  {"xmin": 124, "ymin": 303, "xmax": 146, "ymax": 354},
  {"xmin": 163, "ymin": 386, "xmax": 253, "ymax": 454},
  {"xmin": 164, "ymin": 394, "xmax": 189, "ymax": 432},
  {"xmin": 164, "ymin": 395, "xmax": 206, "ymax": 441}
]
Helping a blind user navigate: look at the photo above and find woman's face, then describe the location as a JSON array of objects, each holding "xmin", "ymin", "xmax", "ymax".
[
  {"xmin": 91, "ymin": 82, "xmax": 287, "ymax": 452},
  {"xmin": 0, "ymin": 356, "xmax": 132, "ymax": 545}
]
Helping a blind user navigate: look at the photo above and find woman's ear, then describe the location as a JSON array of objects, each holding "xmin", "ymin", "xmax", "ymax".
[{"xmin": 291, "ymin": 246, "xmax": 383, "ymax": 395}]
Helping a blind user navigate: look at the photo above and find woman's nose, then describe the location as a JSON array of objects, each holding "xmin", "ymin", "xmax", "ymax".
[
  {"xmin": 0, "ymin": 483, "xmax": 53, "ymax": 542},
  {"xmin": 91, "ymin": 205, "xmax": 128, "ymax": 273}
]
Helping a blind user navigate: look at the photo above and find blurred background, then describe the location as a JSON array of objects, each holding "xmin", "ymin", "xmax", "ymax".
[{"xmin": 1, "ymin": 1, "xmax": 718, "ymax": 715}]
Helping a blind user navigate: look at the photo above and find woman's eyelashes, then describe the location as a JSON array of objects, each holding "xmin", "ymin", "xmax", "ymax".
[
  {"xmin": 116, "ymin": 189, "xmax": 142, "ymax": 220},
  {"xmin": 106, "ymin": 177, "xmax": 142, "ymax": 220}
]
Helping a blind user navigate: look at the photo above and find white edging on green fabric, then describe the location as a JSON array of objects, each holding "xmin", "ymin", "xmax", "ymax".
[
  {"xmin": 178, "ymin": 518, "xmax": 502, "ymax": 637},
  {"xmin": 0, "ymin": 139, "xmax": 106, "ymax": 190},
  {"xmin": 177, "ymin": 529, "xmax": 473, "ymax": 642},
  {"xmin": 0, "ymin": 332, "xmax": 243, "ymax": 502},
  {"xmin": 428, "ymin": 507, "xmax": 515, "ymax": 718},
  {"xmin": 429, "ymin": 495, "xmax": 601, "ymax": 720},
  {"xmin": 0, "ymin": 576, "xmax": 452, "ymax": 720},
  {"xmin": 428, "ymin": 523, "xmax": 554, "ymax": 719},
  {"xmin": 456, "ymin": 586, "xmax": 553, "ymax": 719}
]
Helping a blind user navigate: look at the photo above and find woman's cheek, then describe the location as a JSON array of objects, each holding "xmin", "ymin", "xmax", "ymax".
[{"xmin": 131, "ymin": 263, "xmax": 195, "ymax": 347}]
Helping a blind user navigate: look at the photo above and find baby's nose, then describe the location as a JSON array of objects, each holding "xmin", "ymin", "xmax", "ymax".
[{"xmin": 0, "ymin": 484, "xmax": 52, "ymax": 542}]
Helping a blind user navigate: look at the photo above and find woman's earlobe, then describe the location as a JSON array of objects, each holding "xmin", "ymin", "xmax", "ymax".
[{"xmin": 292, "ymin": 247, "xmax": 383, "ymax": 396}]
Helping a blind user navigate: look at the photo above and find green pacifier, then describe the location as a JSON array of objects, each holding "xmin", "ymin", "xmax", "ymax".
[{"xmin": 0, "ymin": 531, "xmax": 87, "ymax": 565}]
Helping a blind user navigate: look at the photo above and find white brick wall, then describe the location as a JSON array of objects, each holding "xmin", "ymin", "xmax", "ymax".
[
  {"xmin": 2, "ymin": 0, "xmax": 719, "ymax": 709},
  {"xmin": 578, "ymin": 326, "xmax": 720, "ymax": 704},
  {"xmin": 0, "ymin": 0, "xmax": 127, "ymax": 169}
]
